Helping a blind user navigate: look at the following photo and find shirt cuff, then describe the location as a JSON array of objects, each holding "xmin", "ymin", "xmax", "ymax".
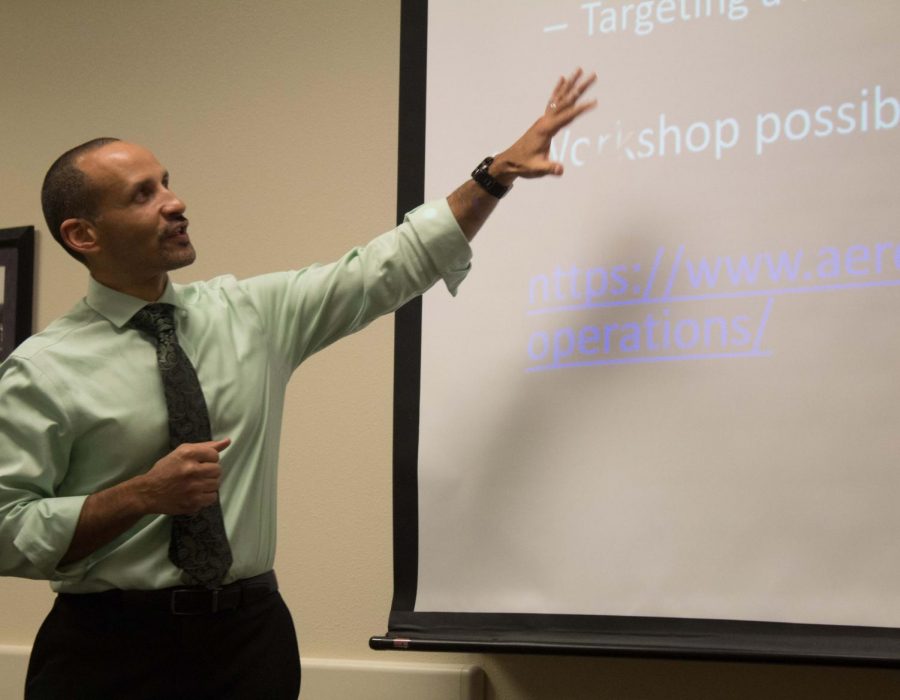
[
  {"xmin": 13, "ymin": 495, "xmax": 89, "ymax": 581},
  {"xmin": 405, "ymin": 198, "xmax": 473, "ymax": 296}
]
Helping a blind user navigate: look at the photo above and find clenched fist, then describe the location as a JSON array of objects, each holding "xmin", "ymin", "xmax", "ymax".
[{"xmin": 137, "ymin": 438, "xmax": 231, "ymax": 515}]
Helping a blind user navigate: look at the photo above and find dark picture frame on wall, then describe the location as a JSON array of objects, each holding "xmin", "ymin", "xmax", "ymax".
[{"xmin": 0, "ymin": 226, "xmax": 36, "ymax": 362}]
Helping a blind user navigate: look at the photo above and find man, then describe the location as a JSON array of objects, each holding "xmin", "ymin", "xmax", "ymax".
[{"xmin": 0, "ymin": 70, "xmax": 596, "ymax": 698}]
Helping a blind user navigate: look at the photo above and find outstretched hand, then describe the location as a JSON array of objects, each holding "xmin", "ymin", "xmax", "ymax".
[
  {"xmin": 492, "ymin": 68, "xmax": 598, "ymax": 183},
  {"xmin": 446, "ymin": 68, "xmax": 598, "ymax": 240}
]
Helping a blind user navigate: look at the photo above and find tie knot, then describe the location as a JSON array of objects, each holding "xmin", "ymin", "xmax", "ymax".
[{"xmin": 131, "ymin": 303, "xmax": 176, "ymax": 339}]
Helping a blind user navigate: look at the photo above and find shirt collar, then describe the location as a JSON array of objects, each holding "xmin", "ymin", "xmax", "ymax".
[{"xmin": 85, "ymin": 275, "xmax": 185, "ymax": 329}]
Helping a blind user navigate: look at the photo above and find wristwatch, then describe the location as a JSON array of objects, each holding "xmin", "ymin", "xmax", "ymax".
[{"xmin": 471, "ymin": 156, "xmax": 511, "ymax": 199}]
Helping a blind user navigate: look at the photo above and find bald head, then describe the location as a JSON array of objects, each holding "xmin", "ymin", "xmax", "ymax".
[{"xmin": 41, "ymin": 137, "xmax": 122, "ymax": 264}]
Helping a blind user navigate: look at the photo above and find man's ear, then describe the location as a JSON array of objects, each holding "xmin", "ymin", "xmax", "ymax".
[{"xmin": 60, "ymin": 218, "xmax": 99, "ymax": 259}]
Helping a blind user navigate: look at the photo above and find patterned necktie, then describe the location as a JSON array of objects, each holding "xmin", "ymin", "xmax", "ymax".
[{"xmin": 130, "ymin": 303, "xmax": 232, "ymax": 588}]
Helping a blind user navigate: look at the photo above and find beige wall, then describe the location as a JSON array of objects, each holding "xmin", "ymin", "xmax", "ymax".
[{"xmin": 1, "ymin": 1, "xmax": 898, "ymax": 697}]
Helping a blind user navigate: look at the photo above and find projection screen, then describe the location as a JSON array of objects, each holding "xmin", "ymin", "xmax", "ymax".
[{"xmin": 373, "ymin": 0, "xmax": 900, "ymax": 664}]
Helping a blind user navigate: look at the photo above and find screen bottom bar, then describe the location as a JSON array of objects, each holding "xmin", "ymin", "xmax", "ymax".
[{"xmin": 369, "ymin": 635, "xmax": 900, "ymax": 668}]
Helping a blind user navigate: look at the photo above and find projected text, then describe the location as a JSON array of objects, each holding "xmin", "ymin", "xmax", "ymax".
[
  {"xmin": 525, "ymin": 238, "xmax": 900, "ymax": 371},
  {"xmin": 550, "ymin": 85, "xmax": 899, "ymax": 164}
]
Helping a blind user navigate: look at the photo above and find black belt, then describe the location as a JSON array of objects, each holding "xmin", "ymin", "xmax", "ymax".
[{"xmin": 58, "ymin": 570, "xmax": 278, "ymax": 616}]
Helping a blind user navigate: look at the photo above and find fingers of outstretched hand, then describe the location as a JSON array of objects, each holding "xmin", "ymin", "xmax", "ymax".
[
  {"xmin": 546, "ymin": 74, "xmax": 568, "ymax": 113},
  {"xmin": 547, "ymin": 69, "xmax": 597, "ymax": 118},
  {"xmin": 558, "ymin": 67, "xmax": 585, "ymax": 100}
]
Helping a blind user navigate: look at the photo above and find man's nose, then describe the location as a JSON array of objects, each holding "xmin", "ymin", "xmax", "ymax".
[{"xmin": 162, "ymin": 188, "xmax": 186, "ymax": 216}]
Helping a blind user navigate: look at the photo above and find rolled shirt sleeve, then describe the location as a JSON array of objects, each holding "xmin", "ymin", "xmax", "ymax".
[
  {"xmin": 0, "ymin": 357, "xmax": 88, "ymax": 581},
  {"xmin": 405, "ymin": 198, "xmax": 473, "ymax": 295}
]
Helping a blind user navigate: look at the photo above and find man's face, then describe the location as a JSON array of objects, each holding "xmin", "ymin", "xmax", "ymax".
[{"xmin": 76, "ymin": 142, "xmax": 195, "ymax": 278}]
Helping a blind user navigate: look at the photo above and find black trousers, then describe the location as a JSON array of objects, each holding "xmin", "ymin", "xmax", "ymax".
[{"xmin": 25, "ymin": 584, "xmax": 301, "ymax": 699}]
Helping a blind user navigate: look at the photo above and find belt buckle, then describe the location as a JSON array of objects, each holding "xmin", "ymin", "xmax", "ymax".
[{"xmin": 170, "ymin": 587, "xmax": 222, "ymax": 615}]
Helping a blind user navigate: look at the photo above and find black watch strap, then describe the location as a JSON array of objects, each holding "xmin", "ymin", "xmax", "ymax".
[{"xmin": 471, "ymin": 156, "xmax": 511, "ymax": 199}]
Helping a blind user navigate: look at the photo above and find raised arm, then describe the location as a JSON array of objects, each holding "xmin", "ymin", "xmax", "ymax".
[{"xmin": 448, "ymin": 68, "xmax": 598, "ymax": 241}]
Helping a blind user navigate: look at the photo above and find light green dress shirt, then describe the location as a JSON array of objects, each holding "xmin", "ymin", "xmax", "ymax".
[{"xmin": 0, "ymin": 199, "xmax": 470, "ymax": 593}]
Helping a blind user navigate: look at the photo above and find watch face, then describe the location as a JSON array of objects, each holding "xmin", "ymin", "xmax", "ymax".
[{"xmin": 472, "ymin": 156, "xmax": 507, "ymax": 197}]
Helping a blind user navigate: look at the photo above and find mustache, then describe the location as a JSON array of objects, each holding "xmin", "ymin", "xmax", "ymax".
[{"xmin": 163, "ymin": 216, "xmax": 190, "ymax": 236}]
